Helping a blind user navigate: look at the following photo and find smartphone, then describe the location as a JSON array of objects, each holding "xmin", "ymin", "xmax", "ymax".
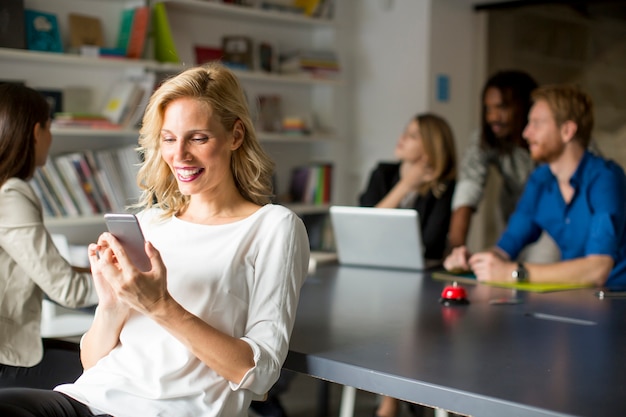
[{"xmin": 104, "ymin": 213, "xmax": 151, "ymax": 272}]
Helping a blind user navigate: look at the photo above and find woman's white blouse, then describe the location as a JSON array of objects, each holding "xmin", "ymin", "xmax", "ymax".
[{"xmin": 56, "ymin": 204, "xmax": 310, "ymax": 417}]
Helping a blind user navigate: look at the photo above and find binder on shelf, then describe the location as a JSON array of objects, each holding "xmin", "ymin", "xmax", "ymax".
[
  {"xmin": 68, "ymin": 13, "xmax": 104, "ymax": 51},
  {"xmin": 152, "ymin": 2, "xmax": 180, "ymax": 63},
  {"xmin": 0, "ymin": 0, "xmax": 26, "ymax": 49},
  {"xmin": 24, "ymin": 9, "xmax": 63, "ymax": 53}
]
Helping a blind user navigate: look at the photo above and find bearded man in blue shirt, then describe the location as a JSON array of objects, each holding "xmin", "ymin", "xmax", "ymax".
[{"xmin": 445, "ymin": 84, "xmax": 626, "ymax": 288}]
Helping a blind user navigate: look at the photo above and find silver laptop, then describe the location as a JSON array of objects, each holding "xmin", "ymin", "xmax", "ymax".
[{"xmin": 329, "ymin": 206, "xmax": 425, "ymax": 271}]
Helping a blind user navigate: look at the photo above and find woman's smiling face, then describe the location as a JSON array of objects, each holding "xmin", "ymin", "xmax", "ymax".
[{"xmin": 159, "ymin": 97, "xmax": 238, "ymax": 197}]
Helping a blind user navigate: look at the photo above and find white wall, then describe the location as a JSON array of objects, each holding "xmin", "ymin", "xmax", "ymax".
[
  {"xmin": 342, "ymin": 0, "xmax": 432, "ymax": 205},
  {"xmin": 429, "ymin": 0, "xmax": 487, "ymax": 152},
  {"xmin": 343, "ymin": 0, "xmax": 488, "ymax": 246}
]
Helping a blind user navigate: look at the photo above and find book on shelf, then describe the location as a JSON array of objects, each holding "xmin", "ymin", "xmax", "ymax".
[
  {"xmin": 24, "ymin": 9, "xmax": 63, "ymax": 53},
  {"xmin": 52, "ymin": 113, "xmax": 121, "ymax": 130},
  {"xmin": 221, "ymin": 35, "xmax": 254, "ymax": 71},
  {"xmin": 127, "ymin": 6, "xmax": 149, "ymax": 59},
  {"xmin": 32, "ymin": 170, "xmax": 64, "ymax": 217},
  {"xmin": 100, "ymin": 80, "xmax": 144, "ymax": 126},
  {"xmin": 0, "ymin": 0, "xmax": 26, "ymax": 49},
  {"xmin": 40, "ymin": 160, "xmax": 80, "ymax": 217},
  {"xmin": 116, "ymin": 8, "xmax": 134, "ymax": 53},
  {"xmin": 256, "ymin": 95, "xmax": 282, "ymax": 132},
  {"xmin": 311, "ymin": 0, "xmax": 335, "ymax": 19},
  {"xmin": 34, "ymin": 148, "xmax": 143, "ymax": 218},
  {"xmin": 194, "ymin": 45, "xmax": 223, "ymax": 65},
  {"xmin": 93, "ymin": 147, "xmax": 138, "ymax": 209},
  {"xmin": 69, "ymin": 152, "xmax": 112, "ymax": 214},
  {"xmin": 54, "ymin": 153, "xmax": 99, "ymax": 215},
  {"xmin": 116, "ymin": 5, "xmax": 149, "ymax": 59},
  {"xmin": 288, "ymin": 163, "xmax": 333, "ymax": 205},
  {"xmin": 281, "ymin": 116, "xmax": 310, "ymax": 135},
  {"xmin": 125, "ymin": 72, "xmax": 157, "ymax": 128},
  {"xmin": 84, "ymin": 150, "xmax": 126, "ymax": 213},
  {"xmin": 68, "ymin": 13, "xmax": 104, "ymax": 51},
  {"xmin": 258, "ymin": 42, "xmax": 276, "ymax": 73}
]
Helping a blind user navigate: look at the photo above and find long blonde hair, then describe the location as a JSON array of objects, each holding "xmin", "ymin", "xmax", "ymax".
[
  {"xmin": 415, "ymin": 113, "xmax": 457, "ymax": 197},
  {"xmin": 135, "ymin": 62, "xmax": 275, "ymax": 218}
]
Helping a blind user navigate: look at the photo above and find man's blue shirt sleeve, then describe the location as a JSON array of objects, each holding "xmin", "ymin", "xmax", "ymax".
[{"xmin": 585, "ymin": 160, "xmax": 626, "ymax": 260}]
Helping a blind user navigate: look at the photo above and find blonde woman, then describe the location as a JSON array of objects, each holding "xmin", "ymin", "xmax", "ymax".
[
  {"xmin": 360, "ymin": 113, "xmax": 457, "ymax": 262},
  {"xmin": 0, "ymin": 62, "xmax": 310, "ymax": 417}
]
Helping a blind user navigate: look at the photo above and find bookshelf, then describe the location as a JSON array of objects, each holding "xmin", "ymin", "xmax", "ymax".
[
  {"xmin": 0, "ymin": 0, "xmax": 344, "ymax": 245},
  {"xmin": 153, "ymin": 0, "xmax": 343, "ymax": 211}
]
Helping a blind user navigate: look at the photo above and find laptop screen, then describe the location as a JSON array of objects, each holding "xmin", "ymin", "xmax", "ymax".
[{"xmin": 329, "ymin": 206, "xmax": 425, "ymax": 271}]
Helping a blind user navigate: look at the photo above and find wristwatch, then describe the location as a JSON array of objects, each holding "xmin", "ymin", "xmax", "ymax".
[{"xmin": 511, "ymin": 262, "xmax": 529, "ymax": 283}]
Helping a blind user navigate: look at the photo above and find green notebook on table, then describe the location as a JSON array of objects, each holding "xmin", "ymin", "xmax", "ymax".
[{"xmin": 431, "ymin": 271, "xmax": 593, "ymax": 293}]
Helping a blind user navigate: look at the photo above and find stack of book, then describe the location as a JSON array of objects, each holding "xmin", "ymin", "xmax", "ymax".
[
  {"xmin": 281, "ymin": 116, "xmax": 309, "ymax": 135},
  {"xmin": 52, "ymin": 113, "xmax": 121, "ymax": 130},
  {"xmin": 30, "ymin": 146, "xmax": 142, "ymax": 217},
  {"xmin": 279, "ymin": 49, "xmax": 340, "ymax": 78}
]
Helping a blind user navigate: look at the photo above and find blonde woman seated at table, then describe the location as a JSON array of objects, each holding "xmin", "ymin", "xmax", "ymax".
[
  {"xmin": 360, "ymin": 113, "xmax": 457, "ymax": 265},
  {"xmin": 359, "ymin": 113, "xmax": 457, "ymax": 417},
  {"xmin": 0, "ymin": 62, "xmax": 310, "ymax": 417}
]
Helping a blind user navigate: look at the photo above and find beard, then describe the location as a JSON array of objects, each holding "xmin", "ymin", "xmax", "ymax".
[{"xmin": 530, "ymin": 139, "xmax": 565, "ymax": 164}]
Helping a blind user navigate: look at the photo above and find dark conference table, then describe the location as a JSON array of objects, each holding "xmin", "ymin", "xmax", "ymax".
[{"xmin": 284, "ymin": 265, "xmax": 626, "ymax": 417}]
